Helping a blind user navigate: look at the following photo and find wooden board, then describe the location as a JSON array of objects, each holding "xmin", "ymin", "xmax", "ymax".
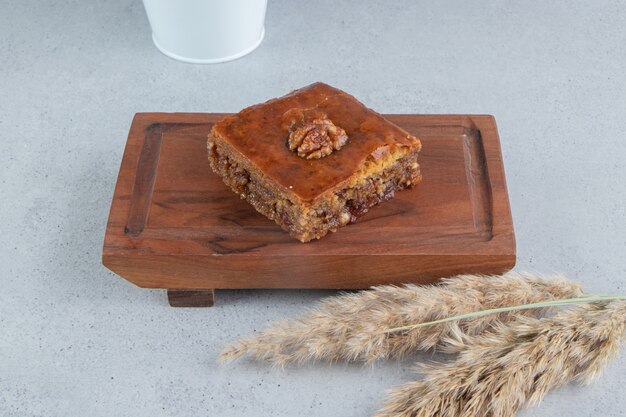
[{"xmin": 102, "ymin": 113, "xmax": 515, "ymax": 299}]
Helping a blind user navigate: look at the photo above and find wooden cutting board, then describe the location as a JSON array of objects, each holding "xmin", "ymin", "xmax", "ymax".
[{"xmin": 102, "ymin": 113, "xmax": 515, "ymax": 306}]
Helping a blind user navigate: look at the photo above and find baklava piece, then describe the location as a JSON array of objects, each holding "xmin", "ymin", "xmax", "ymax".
[{"xmin": 207, "ymin": 82, "xmax": 422, "ymax": 242}]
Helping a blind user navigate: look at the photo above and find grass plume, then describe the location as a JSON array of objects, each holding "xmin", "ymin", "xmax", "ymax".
[
  {"xmin": 220, "ymin": 273, "xmax": 583, "ymax": 365},
  {"xmin": 375, "ymin": 300, "xmax": 626, "ymax": 416}
]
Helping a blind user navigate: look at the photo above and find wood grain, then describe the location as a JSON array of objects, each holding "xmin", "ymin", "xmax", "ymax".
[{"xmin": 102, "ymin": 113, "xmax": 515, "ymax": 293}]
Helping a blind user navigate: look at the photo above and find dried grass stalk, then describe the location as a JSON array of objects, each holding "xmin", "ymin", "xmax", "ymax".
[
  {"xmin": 220, "ymin": 273, "xmax": 582, "ymax": 365},
  {"xmin": 375, "ymin": 300, "xmax": 626, "ymax": 417}
]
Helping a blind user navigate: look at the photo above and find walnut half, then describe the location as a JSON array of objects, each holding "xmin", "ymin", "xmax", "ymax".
[{"xmin": 288, "ymin": 118, "xmax": 348, "ymax": 159}]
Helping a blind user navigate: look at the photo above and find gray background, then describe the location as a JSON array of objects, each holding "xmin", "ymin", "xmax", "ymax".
[{"xmin": 1, "ymin": 0, "xmax": 625, "ymax": 416}]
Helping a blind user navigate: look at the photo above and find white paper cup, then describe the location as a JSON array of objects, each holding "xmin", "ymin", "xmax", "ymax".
[{"xmin": 142, "ymin": 0, "xmax": 267, "ymax": 64}]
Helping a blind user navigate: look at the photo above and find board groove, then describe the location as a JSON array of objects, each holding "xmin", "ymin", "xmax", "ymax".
[
  {"xmin": 125, "ymin": 123, "xmax": 163, "ymax": 238},
  {"xmin": 462, "ymin": 129, "xmax": 493, "ymax": 240}
]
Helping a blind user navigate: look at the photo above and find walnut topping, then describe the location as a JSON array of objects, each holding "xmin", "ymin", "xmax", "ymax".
[{"xmin": 288, "ymin": 118, "xmax": 348, "ymax": 159}]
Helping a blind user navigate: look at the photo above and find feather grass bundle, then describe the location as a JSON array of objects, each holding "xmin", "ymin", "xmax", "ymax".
[
  {"xmin": 375, "ymin": 300, "xmax": 626, "ymax": 417},
  {"xmin": 220, "ymin": 273, "xmax": 626, "ymax": 417},
  {"xmin": 221, "ymin": 273, "xmax": 582, "ymax": 365}
]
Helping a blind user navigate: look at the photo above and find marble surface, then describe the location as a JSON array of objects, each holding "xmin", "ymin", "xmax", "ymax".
[{"xmin": 1, "ymin": 1, "xmax": 624, "ymax": 416}]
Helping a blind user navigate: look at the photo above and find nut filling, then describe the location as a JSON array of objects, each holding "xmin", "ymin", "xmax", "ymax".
[{"xmin": 288, "ymin": 118, "xmax": 348, "ymax": 159}]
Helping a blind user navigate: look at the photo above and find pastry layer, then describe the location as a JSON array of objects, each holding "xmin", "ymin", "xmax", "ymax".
[{"xmin": 211, "ymin": 82, "xmax": 421, "ymax": 202}]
